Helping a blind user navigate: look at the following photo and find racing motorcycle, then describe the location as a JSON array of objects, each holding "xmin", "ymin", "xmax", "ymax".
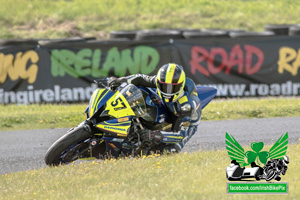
[
  {"xmin": 262, "ymin": 156, "xmax": 289, "ymax": 181},
  {"xmin": 45, "ymin": 80, "xmax": 217, "ymax": 166}
]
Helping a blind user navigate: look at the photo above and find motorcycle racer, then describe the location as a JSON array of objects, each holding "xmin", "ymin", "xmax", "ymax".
[
  {"xmin": 107, "ymin": 63, "xmax": 201, "ymax": 152},
  {"xmin": 262, "ymin": 156, "xmax": 289, "ymax": 181}
]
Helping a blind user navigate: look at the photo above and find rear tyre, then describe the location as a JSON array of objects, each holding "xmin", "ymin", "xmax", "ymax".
[
  {"xmin": 44, "ymin": 125, "xmax": 91, "ymax": 166},
  {"xmin": 255, "ymin": 173, "xmax": 261, "ymax": 181}
]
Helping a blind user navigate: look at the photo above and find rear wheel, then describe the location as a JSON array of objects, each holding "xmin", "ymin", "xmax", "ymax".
[
  {"xmin": 45, "ymin": 125, "xmax": 91, "ymax": 166},
  {"xmin": 255, "ymin": 173, "xmax": 261, "ymax": 181}
]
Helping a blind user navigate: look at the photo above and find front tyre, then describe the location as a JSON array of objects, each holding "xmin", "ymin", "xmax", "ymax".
[
  {"xmin": 265, "ymin": 170, "xmax": 276, "ymax": 181},
  {"xmin": 45, "ymin": 125, "xmax": 91, "ymax": 166}
]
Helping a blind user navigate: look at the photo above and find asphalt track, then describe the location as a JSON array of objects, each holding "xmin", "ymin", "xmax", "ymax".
[{"xmin": 0, "ymin": 117, "xmax": 299, "ymax": 175}]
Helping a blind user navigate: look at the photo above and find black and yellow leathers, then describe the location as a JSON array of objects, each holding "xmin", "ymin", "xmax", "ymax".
[{"xmin": 114, "ymin": 74, "xmax": 202, "ymax": 150}]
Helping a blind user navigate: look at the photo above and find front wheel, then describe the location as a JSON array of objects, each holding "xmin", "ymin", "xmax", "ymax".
[
  {"xmin": 45, "ymin": 125, "xmax": 91, "ymax": 166},
  {"xmin": 265, "ymin": 170, "xmax": 276, "ymax": 181}
]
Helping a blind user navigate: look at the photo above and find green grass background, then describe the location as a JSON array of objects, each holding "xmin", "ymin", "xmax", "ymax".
[
  {"xmin": 0, "ymin": 0, "xmax": 300, "ymax": 39},
  {"xmin": 1, "ymin": 97, "xmax": 299, "ymax": 131}
]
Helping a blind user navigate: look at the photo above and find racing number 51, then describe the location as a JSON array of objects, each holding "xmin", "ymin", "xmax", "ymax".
[{"xmin": 111, "ymin": 97, "xmax": 126, "ymax": 109}]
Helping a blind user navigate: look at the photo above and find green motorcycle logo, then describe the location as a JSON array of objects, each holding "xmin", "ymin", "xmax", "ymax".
[{"xmin": 225, "ymin": 132, "xmax": 288, "ymax": 167}]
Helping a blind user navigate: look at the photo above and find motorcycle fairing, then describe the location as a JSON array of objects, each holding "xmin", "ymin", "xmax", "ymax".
[
  {"xmin": 104, "ymin": 91, "xmax": 135, "ymax": 118},
  {"xmin": 96, "ymin": 118, "xmax": 132, "ymax": 138},
  {"xmin": 88, "ymin": 87, "xmax": 136, "ymax": 138},
  {"xmin": 88, "ymin": 88, "xmax": 114, "ymax": 118},
  {"xmin": 196, "ymin": 86, "xmax": 217, "ymax": 110},
  {"xmin": 88, "ymin": 87, "xmax": 136, "ymax": 118}
]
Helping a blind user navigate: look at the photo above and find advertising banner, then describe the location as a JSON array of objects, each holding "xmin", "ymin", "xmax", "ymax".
[{"xmin": 1, "ymin": 36, "xmax": 300, "ymax": 104}]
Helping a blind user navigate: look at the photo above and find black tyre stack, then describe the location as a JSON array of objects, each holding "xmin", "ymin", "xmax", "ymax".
[
  {"xmin": 229, "ymin": 31, "xmax": 275, "ymax": 38},
  {"xmin": 264, "ymin": 24, "xmax": 300, "ymax": 36},
  {"xmin": 135, "ymin": 29, "xmax": 183, "ymax": 41},
  {"xmin": 0, "ymin": 39, "xmax": 38, "ymax": 47},
  {"xmin": 289, "ymin": 25, "xmax": 300, "ymax": 36},
  {"xmin": 264, "ymin": 24, "xmax": 291, "ymax": 35},
  {"xmin": 109, "ymin": 30, "xmax": 138, "ymax": 40}
]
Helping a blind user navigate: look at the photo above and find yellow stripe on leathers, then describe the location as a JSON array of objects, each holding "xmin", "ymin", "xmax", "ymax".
[
  {"xmin": 166, "ymin": 136, "xmax": 183, "ymax": 139},
  {"xmin": 178, "ymin": 95, "xmax": 188, "ymax": 104},
  {"xmin": 165, "ymin": 64, "xmax": 177, "ymax": 84}
]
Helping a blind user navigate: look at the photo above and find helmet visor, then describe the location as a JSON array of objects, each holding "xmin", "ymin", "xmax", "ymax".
[{"xmin": 157, "ymin": 80, "xmax": 183, "ymax": 96}]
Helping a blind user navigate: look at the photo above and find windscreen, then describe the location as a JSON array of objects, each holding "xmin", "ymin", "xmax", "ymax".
[{"xmin": 117, "ymin": 84, "xmax": 151, "ymax": 119}]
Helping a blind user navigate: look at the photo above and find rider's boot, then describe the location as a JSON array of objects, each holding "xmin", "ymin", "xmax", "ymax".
[{"xmin": 163, "ymin": 143, "xmax": 181, "ymax": 154}]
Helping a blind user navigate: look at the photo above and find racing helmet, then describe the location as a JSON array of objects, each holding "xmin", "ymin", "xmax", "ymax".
[
  {"xmin": 282, "ymin": 155, "xmax": 289, "ymax": 166},
  {"xmin": 156, "ymin": 63, "xmax": 186, "ymax": 102}
]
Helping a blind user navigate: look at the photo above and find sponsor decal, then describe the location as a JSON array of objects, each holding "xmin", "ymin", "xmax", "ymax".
[
  {"xmin": 0, "ymin": 83, "xmax": 97, "ymax": 104},
  {"xmin": 103, "ymin": 126, "xmax": 126, "ymax": 132},
  {"xmin": 0, "ymin": 50, "xmax": 39, "ymax": 84},
  {"xmin": 206, "ymin": 81, "xmax": 300, "ymax": 97},
  {"xmin": 51, "ymin": 46, "xmax": 160, "ymax": 78},
  {"xmin": 118, "ymin": 117, "xmax": 129, "ymax": 122},
  {"xmin": 190, "ymin": 44, "xmax": 264, "ymax": 77},
  {"xmin": 278, "ymin": 46, "xmax": 300, "ymax": 76},
  {"xmin": 225, "ymin": 132, "xmax": 289, "ymax": 194}
]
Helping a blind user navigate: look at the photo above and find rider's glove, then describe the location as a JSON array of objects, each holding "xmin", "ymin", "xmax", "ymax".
[
  {"xmin": 107, "ymin": 77, "xmax": 118, "ymax": 87},
  {"xmin": 149, "ymin": 130, "xmax": 164, "ymax": 144}
]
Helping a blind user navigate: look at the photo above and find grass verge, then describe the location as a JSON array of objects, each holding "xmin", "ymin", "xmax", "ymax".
[
  {"xmin": 0, "ymin": 104, "xmax": 86, "ymax": 131},
  {"xmin": 202, "ymin": 97, "xmax": 300, "ymax": 121},
  {"xmin": 0, "ymin": 97, "xmax": 300, "ymax": 131},
  {"xmin": 0, "ymin": 144, "xmax": 299, "ymax": 200}
]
